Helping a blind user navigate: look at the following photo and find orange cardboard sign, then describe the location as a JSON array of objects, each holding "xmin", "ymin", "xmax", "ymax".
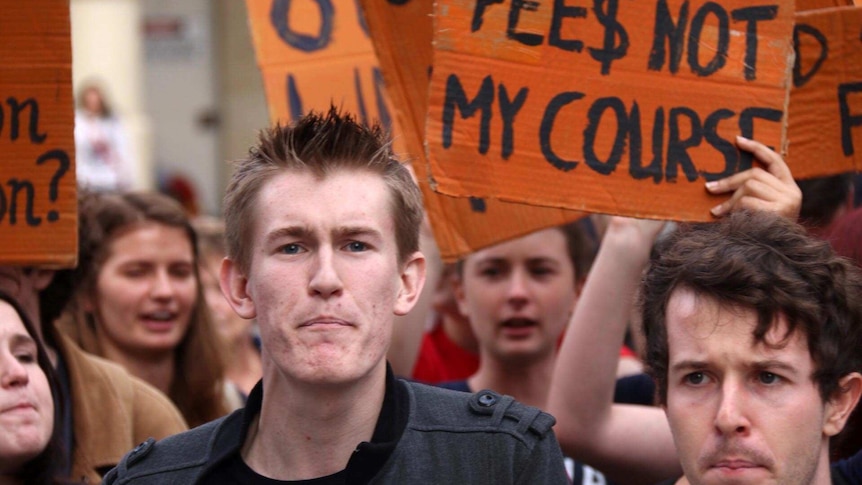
[
  {"xmin": 787, "ymin": 6, "xmax": 862, "ymax": 176},
  {"xmin": 0, "ymin": 0, "xmax": 76, "ymax": 266},
  {"xmin": 427, "ymin": 0, "xmax": 795, "ymax": 221},
  {"xmin": 797, "ymin": 0, "xmax": 853, "ymax": 11},
  {"xmin": 246, "ymin": 0, "xmax": 398, "ymax": 136},
  {"xmin": 359, "ymin": 0, "xmax": 585, "ymax": 261}
]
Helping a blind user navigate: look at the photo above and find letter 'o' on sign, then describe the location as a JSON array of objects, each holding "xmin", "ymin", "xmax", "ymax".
[{"xmin": 270, "ymin": 0, "xmax": 334, "ymax": 52}]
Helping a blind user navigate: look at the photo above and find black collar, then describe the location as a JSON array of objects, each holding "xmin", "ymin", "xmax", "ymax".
[{"xmin": 205, "ymin": 364, "xmax": 408, "ymax": 484}]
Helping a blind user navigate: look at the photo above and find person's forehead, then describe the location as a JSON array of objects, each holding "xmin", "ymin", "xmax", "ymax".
[
  {"xmin": 666, "ymin": 288, "xmax": 812, "ymax": 364},
  {"xmin": 104, "ymin": 223, "xmax": 194, "ymax": 261},
  {"xmin": 253, "ymin": 169, "xmax": 395, "ymax": 233},
  {"xmin": 466, "ymin": 228, "xmax": 569, "ymax": 266},
  {"xmin": 0, "ymin": 300, "xmax": 27, "ymax": 335}
]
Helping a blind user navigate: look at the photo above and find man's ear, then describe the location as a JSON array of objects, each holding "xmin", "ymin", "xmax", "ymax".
[
  {"xmin": 824, "ymin": 372, "xmax": 862, "ymax": 437},
  {"xmin": 394, "ymin": 252, "xmax": 426, "ymax": 316},
  {"xmin": 219, "ymin": 257, "xmax": 256, "ymax": 319}
]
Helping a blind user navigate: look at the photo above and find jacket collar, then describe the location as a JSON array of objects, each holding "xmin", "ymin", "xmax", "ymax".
[{"xmin": 202, "ymin": 364, "xmax": 409, "ymax": 483}]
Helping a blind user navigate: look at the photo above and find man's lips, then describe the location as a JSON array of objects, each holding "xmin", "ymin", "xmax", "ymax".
[
  {"xmin": 712, "ymin": 460, "xmax": 762, "ymax": 470},
  {"xmin": 299, "ymin": 317, "xmax": 353, "ymax": 328}
]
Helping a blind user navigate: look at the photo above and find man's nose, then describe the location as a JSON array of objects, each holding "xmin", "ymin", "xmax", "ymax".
[
  {"xmin": 308, "ymin": 248, "xmax": 343, "ymax": 298},
  {"xmin": 714, "ymin": 379, "xmax": 751, "ymax": 436}
]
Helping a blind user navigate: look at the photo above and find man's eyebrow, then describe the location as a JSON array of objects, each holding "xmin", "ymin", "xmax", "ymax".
[
  {"xmin": 669, "ymin": 360, "xmax": 709, "ymax": 373},
  {"xmin": 332, "ymin": 226, "xmax": 383, "ymax": 240},
  {"xmin": 264, "ymin": 225, "xmax": 311, "ymax": 245},
  {"xmin": 750, "ymin": 359, "xmax": 800, "ymax": 375}
]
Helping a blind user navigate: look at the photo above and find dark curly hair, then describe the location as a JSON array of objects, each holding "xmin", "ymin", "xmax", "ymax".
[{"xmin": 641, "ymin": 210, "xmax": 862, "ymax": 408}]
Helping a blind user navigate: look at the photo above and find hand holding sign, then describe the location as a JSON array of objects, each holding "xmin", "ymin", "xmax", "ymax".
[{"xmin": 706, "ymin": 136, "xmax": 802, "ymax": 219}]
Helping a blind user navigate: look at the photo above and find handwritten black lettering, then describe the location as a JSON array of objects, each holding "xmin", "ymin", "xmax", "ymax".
[
  {"xmin": 737, "ymin": 107, "xmax": 782, "ymax": 170},
  {"xmin": 589, "ymin": 0, "xmax": 629, "ymax": 75},
  {"xmin": 731, "ymin": 5, "xmax": 778, "ymax": 81},
  {"xmin": 839, "ymin": 82, "xmax": 862, "ymax": 156},
  {"xmin": 472, "ymin": 0, "xmax": 504, "ymax": 32},
  {"xmin": 442, "ymin": 74, "xmax": 494, "ymax": 154},
  {"xmin": 793, "ymin": 23, "xmax": 827, "ymax": 88},
  {"xmin": 666, "ymin": 107, "xmax": 702, "ymax": 182},
  {"xmin": 688, "ymin": 2, "xmax": 729, "ymax": 76},
  {"xmin": 583, "ymin": 97, "xmax": 627, "ymax": 175},
  {"xmin": 498, "ymin": 84, "xmax": 529, "ymax": 160},
  {"xmin": 270, "ymin": 0, "xmax": 333, "ymax": 52},
  {"xmin": 701, "ymin": 108, "xmax": 737, "ymax": 180},
  {"xmin": 550, "ymin": 0, "xmax": 587, "ymax": 52},
  {"xmin": 648, "ymin": 0, "xmax": 689, "ymax": 74},
  {"xmin": 6, "ymin": 97, "xmax": 46, "ymax": 143},
  {"xmin": 541, "ymin": 91, "xmax": 585, "ymax": 172}
]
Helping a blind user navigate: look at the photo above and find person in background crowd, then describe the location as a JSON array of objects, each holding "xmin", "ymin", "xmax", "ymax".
[
  {"xmin": 74, "ymin": 81, "xmax": 135, "ymax": 192},
  {"xmin": 58, "ymin": 191, "xmax": 238, "ymax": 428},
  {"xmin": 194, "ymin": 216, "xmax": 262, "ymax": 398},
  {"xmin": 0, "ymin": 291, "xmax": 65, "ymax": 485},
  {"xmin": 0, "ymin": 261, "xmax": 187, "ymax": 483}
]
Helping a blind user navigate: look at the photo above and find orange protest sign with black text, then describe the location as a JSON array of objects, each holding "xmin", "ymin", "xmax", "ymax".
[
  {"xmin": 0, "ymin": 0, "xmax": 76, "ymax": 266},
  {"xmin": 359, "ymin": 0, "xmax": 586, "ymax": 261},
  {"xmin": 245, "ymin": 0, "xmax": 399, "ymax": 139},
  {"xmin": 427, "ymin": 0, "xmax": 796, "ymax": 221},
  {"xmin": 787, "ymin": 6, "xmax": 862, "ymax": 176}
]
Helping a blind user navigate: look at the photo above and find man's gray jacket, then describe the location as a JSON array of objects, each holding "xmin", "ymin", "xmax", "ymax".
[{"xmin": 102, "ymin": 377, "xmax": 570, "ymax": 484}]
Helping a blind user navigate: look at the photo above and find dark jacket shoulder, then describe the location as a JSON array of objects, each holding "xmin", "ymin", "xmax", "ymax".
[
  {"xmin": 403, "ymin": 380, "xmax": 556, "ymax": 441},
  {"xmin": 102, "ymin": 411, "xmax": 238, "ymax": 485}
]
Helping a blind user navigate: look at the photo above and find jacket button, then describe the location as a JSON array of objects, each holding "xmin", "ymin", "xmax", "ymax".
[{"xmin": 478, "ymin": 392, "xmax": 497, "ymax": 407}]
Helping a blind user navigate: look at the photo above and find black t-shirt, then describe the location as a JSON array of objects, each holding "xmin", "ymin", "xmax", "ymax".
[
  {"xmin": 201, "ymin": 366, "xmax": 407, "ymax": 485},
  {"xmin": 216, "ymin": 454, "xmax": 347, "ymax": 485}
]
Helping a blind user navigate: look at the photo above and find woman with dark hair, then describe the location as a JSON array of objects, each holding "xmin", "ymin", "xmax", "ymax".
[
  {"xmin": 59, "ymin": 191, "xmax": 235, "ymax": 427},
  {"xmin": 0, "ymin": 291, "xmax": 66, "ymax": 485}
]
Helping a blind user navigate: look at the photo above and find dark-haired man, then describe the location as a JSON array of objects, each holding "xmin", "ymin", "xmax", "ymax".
[
  {"xmin": 104, "ymin": 108, "xmax": 569, "ymax": 484},
  {"xmin": 642, "ymin": 210, "xmax": 862, "ymax": 485}
]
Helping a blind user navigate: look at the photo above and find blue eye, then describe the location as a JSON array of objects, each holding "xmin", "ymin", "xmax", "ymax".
[
  {"xmin": 758, "ymin": 372, "xmax": 780, "ymax": 385},
  {"xmin": 345, "ymin": 241, "xmax": 368, "ymax": 252},
  {"xmin": 280, "ymin": 244, "xmax": 302, "ymax": 255},
  {"xmin": 685, "ymin": 372, "xmax": 707, "ymax": 385}
]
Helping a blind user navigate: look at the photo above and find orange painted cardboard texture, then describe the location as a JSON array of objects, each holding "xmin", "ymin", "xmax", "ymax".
[
  {"xmin": 359, "ymin": 0, "xmax": 585, "ymax": 262},
  {"xmin": 787, "ymin": 6, "xmax": 862, "ymax": 176},
  {"xmin": 0, "ymin": 0, "xmax": 77, "ymax": 266},
  {"xmin": 246, "ymin": 0, "xmax": 399, "ymax": 137},
  {"xmin": 427, "ymin": 0, "xmax": 798, "ymax": 222}
]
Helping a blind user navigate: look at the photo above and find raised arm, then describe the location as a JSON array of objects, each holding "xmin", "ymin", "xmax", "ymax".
[{"xmin": 547, "ymin": 217, "xmax": 677, "ymax": 485}]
